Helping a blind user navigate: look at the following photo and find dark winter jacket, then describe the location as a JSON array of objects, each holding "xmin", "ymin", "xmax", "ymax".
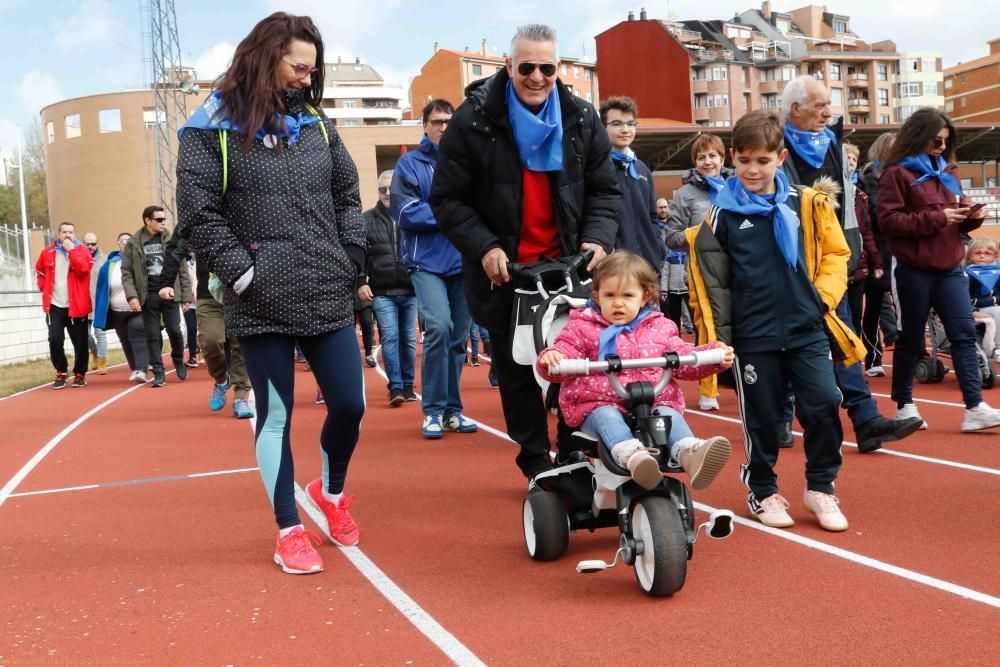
[
  {"xmin": 877, "ymin": 162, "xmax": 979, "ymax": 272},
  {"xmin": 391, "ymin": 137, "xmax": 462, "ymax": 276},
  {"xmin": 610, "ymin": 155, "xmax": 664, "ymax": 271},
  {"xmin": 120, "ymin": 226, "xmax": 193, "ymax": 307},
  {"xmin": 857, "ymin": 164, "xmax": 892, "ymax": 290},
  {"xmin": 159, "ymin": 235, "xmax": 210, "ymax": 301},
  {"xmin": 363, "ymin": 201, "xmax": 413, "ymax": 296},
  {"xmin": 429, "ymin": 68, "xmax": 621, "ymax": 331},
  {"xmin": 175, "ymin": 92, "xmax": 366, "ymax": 337}
]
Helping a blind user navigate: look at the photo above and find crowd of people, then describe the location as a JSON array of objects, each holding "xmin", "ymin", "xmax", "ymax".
[{"xmin": 35, "ymin": 12, "xmax": 999, "ymax": 574}]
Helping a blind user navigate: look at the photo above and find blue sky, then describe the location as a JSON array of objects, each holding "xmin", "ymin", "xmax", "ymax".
[{"xmin": 1, "ymin": 0, "xmax": 997, "ymax": 152}]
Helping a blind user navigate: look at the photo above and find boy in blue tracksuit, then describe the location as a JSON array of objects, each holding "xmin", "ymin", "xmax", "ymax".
[
  {"xmin": 687, "ymin": 110, "xmax": 868, "ymax": 533},
  {"xmin": 391, "ymin": 99, "xmax": 477, "ymax": 439}
]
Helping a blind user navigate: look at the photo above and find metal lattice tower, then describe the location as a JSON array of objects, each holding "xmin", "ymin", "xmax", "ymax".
[{"xmin": 141, "ymin": 0, "xmax": 189, "ymax": 219}]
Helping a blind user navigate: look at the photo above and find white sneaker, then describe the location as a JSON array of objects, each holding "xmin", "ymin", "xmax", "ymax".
[
  {"xmin": 698, "ymin": 395, "xmax": 720, "ymax": 411},
  {"xmin": 754, "ymin": 494, "xmax": 794, "ymax": 528},
  {"xmin": 803, "ymin": 490, "xmax": 849, "ymax": 532},
  {"xmin": 895, "ymin": 402, "xmax": 927, "ymax": 430},
  {"xmin": 865, "ymin": 366, "xmax": 886, "ymax": 377},
  {"xmin": 961, "ymin": 402, "xmax": 1000, "ymax": 432},
  {"xmin": 993, "ymin": 349, "xmax": 1000, "ymax": 363},
  {"xmin": 129, "ymin": 370, "xmax": 147, "ymax": 383}
]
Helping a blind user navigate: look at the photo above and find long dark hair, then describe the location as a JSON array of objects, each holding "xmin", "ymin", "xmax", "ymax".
[
  {"xmin": 885, "ymin": 108, "xmax": 956, "ymax": 166},
  {"xmin": 215, "ymin": 12, "xmax": 325, "ymax": 152}
]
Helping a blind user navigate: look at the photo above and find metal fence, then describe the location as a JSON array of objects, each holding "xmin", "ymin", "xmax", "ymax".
[{"xmin": 0, "ymin": 224, "xmax": 53, "ymax": 290}]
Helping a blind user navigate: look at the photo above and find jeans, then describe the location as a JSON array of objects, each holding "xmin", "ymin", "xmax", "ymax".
[
  {"xmin": 581, "ymin": 404, "xmax": 693, "ymax": 459},
  {"xmin": 893, "ymin": 263, "xmax": 981, "ymax": 409},
  {"xmin": 469, "ymin": 322, "xmax": 490, "ymax": 358},
  {"xmin": 87, "ymin": 321, "xmax": 107, "ymax": 358},
  {"xmin": 372, "ymin": 294, "xmax": 418, "ymax": 391},
  {"xmin": 410, "ymin": 271, "xmax": 471, "ymax": 417}
]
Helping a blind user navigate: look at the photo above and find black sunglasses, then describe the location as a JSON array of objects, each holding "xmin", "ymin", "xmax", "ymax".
[
  {"xmin": 152, "ymin": 217, "xmax": 167, "ymax": 222},
  {"xmin": 85, "ymin": 242, "xmax": 98, "ymax": 247},
  {"xmin": 377, "ymin": 186, "xmax": 390, "ymax": 194},
  {"xmin": 516, "ymin": 62, "xmax": 557, "ymax": 77},
  {"xmin": 932, "ymin": 137, "xmax": 947, "ymax": 148}
]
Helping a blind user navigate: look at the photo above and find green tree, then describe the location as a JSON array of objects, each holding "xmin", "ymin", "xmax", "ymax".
[{"xmin": 22, "ymin": 119, "xmax": 48, "ymax": 228}]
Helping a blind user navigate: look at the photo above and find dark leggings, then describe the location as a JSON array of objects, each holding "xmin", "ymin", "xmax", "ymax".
[
  {"xmin": 240, "ymin": 325, "xmax": 365, "ymax": 529},
  {"xmin": 666, "ymin": 291, "xmax": 688, "ymax": 330},
  {"xmin": 356, "ymin": 306, "xmax": 375, "ymax": 355}
]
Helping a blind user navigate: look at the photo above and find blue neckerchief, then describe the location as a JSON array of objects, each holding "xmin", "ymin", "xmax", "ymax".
[
  {"xmin": 52, "ymin": 239, "xmax": 83, "ymax": 255},
  {"xmin": 586, "ymin": 300, "xmax": 652, "ymax": 360},
  {"xmin": 506, "ymin": 80, "xmax": 563, "ymax": 172},
  {"xmin": 666, "ymin": 249, "xmax": 687, "ymax": 265},
  {"xmin": 610, "ymin": 148, "xmax": 640, "ymax": 180},
  {"xmin": 967, "ymin": 263, "xmax": 1000, "ymax": 296},
  {"xmin": 873, "ymin": 159, "xmax": 881, "ymax": 171},
  {"xmin": 850, "ymin": 171, "xmax": 858, "ymax": 185},
  {"xmin": 715, "ymin": 171, "xmax": 800, "ymax": 270},
  {"xmin": 785, "ymin": 124, "xmax": 837, "ymax": 169},
  {"xmin": 899, "ymin": 153, "xmax": 962, "ymax": 197},
  {"xmin": 179, "ymin": 90, "xmax": 320, "ymax": 146},
  {"xmin": 96, "ymin": 251, "xmax": 122, "ymax": 300},
  {"xmin": 704, "ymin": 174, "xmax": 726, "ymax": 200}
]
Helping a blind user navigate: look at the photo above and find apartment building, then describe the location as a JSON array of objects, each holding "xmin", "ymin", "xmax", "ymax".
[
  {"xmin": 408, "ymin": 40, "xmax": 598, "ymax": 116},
  {"xmin": 895, "ymin": 52, "xmax": 944, "ymax": 123},
  {"xmin": 944, "ymin": 38, "xmax": 1000, "ymax": 122},
  {"xmin": 597, "ymin": 3, "xmax": 910, "ymax": 128},
  {"xmin": 320, "ymin": 58, "xmax": 406, "ymax": 127}
]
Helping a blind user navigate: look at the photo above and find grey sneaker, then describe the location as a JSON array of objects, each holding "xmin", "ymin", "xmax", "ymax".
[
  {"xmin": 894, "ymin": 403, "xmax": 927, "ymax": 430},
  {"xmin": 961, "ymin": 402, "xmax": 1000, "ymax": 432}
]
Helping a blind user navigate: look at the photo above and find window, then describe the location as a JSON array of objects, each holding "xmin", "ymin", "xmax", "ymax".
[
  {"xmin": 945, "ymin": 78, "xmax": 953, "ymax": 89},
  {"xmin": 743, "ymin": 67, "xmax": 750, "ymax": 85},
  {"xmin": 783, "ymin": 66, "xmax": 796, "ymax": 80},
  {"xmin": 880, "ymin": 113, "xmax": 890, "ymax": 124},
  {"xmin": 586, "ymin": 91, "xmax": 592, "ymax": 102},
  {"xmin": 561, "ymin": 64, "xmax": 568, "ymax": 76},
  {"xmin": 776, "ymin": 18, "xmax": 790, "ymax": 32},
  {"xmin": 924, "ymin": 82, "xmax": 938, "ymax": 97},
  {"xmin": 472, "ymin": 64, "xmax": 482, "ymax": 76},
  {"xmin": 878, "ymin": 88, "xmax": 888, "ymax": 106},
  {"xmin": 849, "ymin": 115, "xmax": 858, "ymax": 124},
  {"xmin": 352, "ymin": 65, "xmax": 363, "ymax": 71},
  {"xmin": 877, "ymin": 63, "xmax": 888, "ymax": 81},
  {"xmin": 829, "ymin": 62, "xmax": 841, "ymax": 81},
  {"xmin": 960, "ymin": 74, "xmax": 966, "ymax": 83},
  {"xmin": 343, "ymin": 100, "xmax": 357, "ymax": 109},
  {"xmin": 961, "ymin": 96, "xmax": 967, "ymax": 108},
  {"xmin": 693, "ymin": 68, "xmax": 707, "ymax": 81},
  {"xmin": 341, "ymin": 119, "xmax": 360, "ymax": 127},
  {"xmin": 833, "ymin": 19, "xmax": 848, "ymax": 33},
  {"xmin": 65, "ymin": 114, "xmax": 81, "ymax": 139},
  {"xmin": 922, "ymin": 58, "xmax": 936, "ymax": 72},
  {"xmin": 46, "ymin": 121, "xmax": 54, "ymax": 144},
  {"xmin": 98, "ymin": 109, "xmax": 121, "ymax": 133},
  {"xmin": 831, "ymin": 88, "xmax": 843, "ymax": 107},
  {"xmin": 585, "ymin": 69, "xmax": 591, "ymax": 81},
  {"xmin": 898, "ymin": 82, "xmax": 920, "ymax": 98},
  {"xmin": 744, "ymin": 93, "xmax": 750, "ymax": 109},
  {"xmin": 695, "ymin": 94, "xmax": 707, "ymax": 108},
  {"xmin": 961, "ymin": 178, "xmax": 974, "ymax": 189},
  {"xmin": 142, "ymin": 107, "xmax": 165, "ymax": 129},
  {"xmin": 573, "ymin": 66, "xmax": 579, "ymax": 79},
  {"xmin": 945, "ymin": 101, "xmax": 954, "ymax": 113}
]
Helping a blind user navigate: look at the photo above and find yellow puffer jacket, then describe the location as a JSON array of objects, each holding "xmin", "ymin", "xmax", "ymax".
[{"xmin": 685, "ymin": 183, "xmax": 867, "ymax": 367}]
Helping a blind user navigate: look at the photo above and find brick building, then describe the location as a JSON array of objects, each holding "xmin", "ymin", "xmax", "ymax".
[{"xmin": 945, "ymin": 38, "xmax": 1000, "ymax": 123}]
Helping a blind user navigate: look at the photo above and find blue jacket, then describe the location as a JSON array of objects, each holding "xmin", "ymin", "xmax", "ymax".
[
  {"xmin": 93, "ymin": 250, "xmax": 122, "ymax": 330},
  {"xmin": 391, "ymin": 136, "xmax": 463, "ymax": 276}
]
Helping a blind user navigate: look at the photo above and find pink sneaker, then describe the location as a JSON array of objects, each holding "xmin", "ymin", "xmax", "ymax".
[
  {"xmin": 306, "ymin": 478, "xmax": 360, "ymax": 547},
  {"xmin": 755, "ymin": 493, "xmax": 795, "ymax": 528},
  {"xmin": 803, "ymin": 490, "xmax": 849, "ymax": 532},
  {"xmin": 273, "ymin": 526, "xmax": 323, "ymax": 574}
]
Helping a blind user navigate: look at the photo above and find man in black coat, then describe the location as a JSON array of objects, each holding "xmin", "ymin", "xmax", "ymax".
[{"xmin": 430, "ymin": 23, "xmax": 621, "ymax": 479}]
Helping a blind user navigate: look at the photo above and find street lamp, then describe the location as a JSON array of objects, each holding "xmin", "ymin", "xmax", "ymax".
[{"xmin": 14, "ymin": 127, "xmax": 30, "ymax": 293}]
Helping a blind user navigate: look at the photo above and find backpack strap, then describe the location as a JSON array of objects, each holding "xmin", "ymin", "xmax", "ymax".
[{"xmin": 218, "ymin": 107, "xmax": 328, "ymax": 196}]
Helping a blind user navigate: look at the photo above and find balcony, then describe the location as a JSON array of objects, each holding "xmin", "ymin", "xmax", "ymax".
[
  {"xmin": 667, "ymin": 25, "xmax": 703, "ymax": 42},
  {"xmin": 848, "ymin": 99, "xmax": 871, "ymax": 111},
  {"xmin": 847, "ymin": 73, "xmax": 869, "ymax": 87},
  {"xmin": 691, "ymin": 79, "xmax": 709, "ymax": 94},
  {"xmin": 695, "ymin": 49, "xmax": 734, "ymax": 62},
  {"xmin": 693, "ymin": 107, "xmax": 711, "ymax": 122},
  {"xmin": 758, "ymin": 79, "xmax": 782, "ymax": 95}
]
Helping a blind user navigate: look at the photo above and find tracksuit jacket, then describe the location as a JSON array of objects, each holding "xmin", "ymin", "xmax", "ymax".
[{"xmin": 35, "ymin": 241, "xmax": 93, "ymax": 318}]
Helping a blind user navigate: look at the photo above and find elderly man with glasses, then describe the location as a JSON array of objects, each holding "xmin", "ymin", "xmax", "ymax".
[
  {"xmin": 430, "ymin": 23, "xmax": 620, "ymax": 480},
  {"xmin": 121, "ymin": 205, "xmax": 193, "ymax": 387}
]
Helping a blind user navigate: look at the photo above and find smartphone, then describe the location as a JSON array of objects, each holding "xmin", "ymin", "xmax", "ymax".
[{"xmin": 967, "ymin": 203, "xmax": 987, "ymax": 216}]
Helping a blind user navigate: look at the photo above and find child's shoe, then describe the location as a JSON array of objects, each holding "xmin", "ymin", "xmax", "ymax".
[
  {"xmin": 305, "ymin": 479, "xmax": 360, "ymax": 547},
  {"xmin": 612, "ymin": 439, "xmax": 662, "ymax": 490},
  {"xmin": 675, "ymin": 436, "xmax": 731, "ymax": 490},
  {"xmin": 273, "ymin": 526, "xmax": 323, "ymax": 574},
  {"xmin": 754, "ymin": 493, "xmax": 795, "ymax": 528},
  {"xmin": 698, "ymin": 395, "xmax": 720, "ymax": 411},
  {"xmin": 803, "ymin": 490, "xmax": 849, "ymax": 532}
]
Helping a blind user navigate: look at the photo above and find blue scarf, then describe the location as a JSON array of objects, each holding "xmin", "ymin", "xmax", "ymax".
[
  {"xmin": 850, "ymin": 171, "xmax": 858, "ymax": 185},
  {"xmin": 52, "ymin": 239, "xmax": 83, "ymax": 255},
  {"xmin": 93, "ymin": 251, "xmax": 122, "ymax": 330},
  {"xmin": 704, "ymin": 174, "xmax": 726, "ymax": 200},
  {"xmin": 785, "ymin": 124, "xmax": 837, "ymax": 169},
  {"xmin": 715, "ymin": 171, "xmax": 800, "ymax": 269},
  {"xmin": 898, "ymin": 153, "xmax": 962, "ymax": 197},
  {"xmin": 610, "ymin": 148, "xmax": 640, "ymax": 180},
  {"xmin": 179, "ymin": 90, "xmax": 320, "ymax": 146},
  {"xmin": 506, "ymin": 80, "xmax": 563, "ymax": 172},
  {"xmin": 967, "ymin": 263, "xmax": 1000, "ymax": 296},
  {"xmin": 588, "ymin": 301, "xmax": 652, "ymax": 360}
]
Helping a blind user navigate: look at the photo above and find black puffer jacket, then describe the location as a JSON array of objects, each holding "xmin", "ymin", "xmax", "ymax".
[
  {"xmin": 429, "ymin": 69, "xmax": 620, "ymax": 331},
  {"xmin": 176, "ymin": 91, "xmax": 366, "ymax": 337},
  {"xmin": 363, "ymin": 202, "xmax": 413, "ymax": 296}
]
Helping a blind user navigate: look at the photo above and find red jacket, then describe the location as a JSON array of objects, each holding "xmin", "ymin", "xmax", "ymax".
[
  {"xmin": 35, "ymin": 241, "xmax": 93, "ymax": 317},
  {"xmin": 877, "ymin": 164, "xmax": 980, "ymax": 272}
]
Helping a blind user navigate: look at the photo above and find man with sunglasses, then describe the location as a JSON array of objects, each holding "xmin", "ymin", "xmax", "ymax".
[
  {"xmin": 121, "ymin": 205, "xmax": 193, "ymax": 387},
  {"xmin": 431, "ymin": 23, "xmax": 620, "ymax": 480},
  {"xmin": 83, "ymin": 232, "xmax": 109, "ymax": 375},
  {"xmin": 779, "ymin": 75, "xmax": 922, "ymax": 453}
]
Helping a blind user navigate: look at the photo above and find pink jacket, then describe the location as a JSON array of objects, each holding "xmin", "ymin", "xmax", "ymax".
[{"xmin": 536, "ymin": 307, "xmax": 724, "ymax": 427}]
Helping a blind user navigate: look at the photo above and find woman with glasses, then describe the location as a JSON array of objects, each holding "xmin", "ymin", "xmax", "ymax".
[
  {"xmin": 93, "ymin": 233, "xmax": 150, "ymax": 383},
  {"xmin": 878, "ymin": 108, "xmax": 1000, "ymax": 432},
  {"xmin": 176, "ymin": 12, "xmax": 367, "ymax": 575}
]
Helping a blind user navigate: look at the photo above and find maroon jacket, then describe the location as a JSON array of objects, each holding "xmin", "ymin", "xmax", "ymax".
[
  {"xmin": 851, "ymin": 187, "xmax": 882, "ymax": 283},
  {"xmin": 877, "ymin": 163, "xmax": 981, "ymax": 272}
]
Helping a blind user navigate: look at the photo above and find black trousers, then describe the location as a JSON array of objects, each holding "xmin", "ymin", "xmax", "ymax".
[
  {"xmin": 141, "ymin": 293, "xmax": 184, "ymax": 373},
  {"xmin": 732, "ymin": 338, "xmax": 843, "ymax": 509},
  {"xmin": 47, "ymin": 305, "xmax": 89, "ymax": 375},
  {"xmin": 665, "ymin": 291, "xmax": 689, "ymax": 331},
  {"xmin": 106, "ymin": 309, "xmax": 148, "ymax": 372},
  {"xmin": 356, "ymin": 305, "xmax": 375, "ymax": 355},
  {"xmin": 184, "ymin": 307, "xmax": 199, "ymax": 357}
]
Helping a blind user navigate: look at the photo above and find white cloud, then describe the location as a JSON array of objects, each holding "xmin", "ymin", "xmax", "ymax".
[
  {"xmin": 189, "ymin": 41, "xmax": 237, "ymax": 81},
  {"xmin": 19, "ymin": 69, "xmax": 63, "ymax": 116},
  {"xmin": 53, "ymin": 0, "xmax": 122, "ymax": 54},
  {"xmin": 262, "ymin": 0, "xmax": 403, "ymax": 55},
  {"xmin": 0, "ymin": 117, "xmax": 19, "ymax": 154}
]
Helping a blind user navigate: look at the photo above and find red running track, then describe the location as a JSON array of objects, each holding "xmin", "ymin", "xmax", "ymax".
[{"xmin": 1, "ymin": 345, "xmax": 997, "ymax": 664}]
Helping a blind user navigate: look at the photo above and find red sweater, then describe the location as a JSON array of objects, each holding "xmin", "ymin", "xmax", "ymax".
[
  {"xmin": 35, "ymin": 242, "xmax": 93, "ymax": 317},
  {"xmin": 517, "ymin": 168, "xmax": 560, "ymax": 262}
]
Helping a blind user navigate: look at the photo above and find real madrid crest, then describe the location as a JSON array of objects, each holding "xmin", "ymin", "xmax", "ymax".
[{"xmin": 743, "ymin": 364, "xmax": 758, "ymax": 385}]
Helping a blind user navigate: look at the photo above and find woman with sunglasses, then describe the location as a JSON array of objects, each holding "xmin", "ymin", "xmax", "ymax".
[
  {"xmin": 878, "ymin": 108, "xmax": 999, "ymax": 432},
  {"xmin": 176, "ymin": 12, "xmax": 367, "ymax": 574}
]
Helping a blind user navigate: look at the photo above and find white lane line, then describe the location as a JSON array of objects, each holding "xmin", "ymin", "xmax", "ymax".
[
  {"xmin": 9, "ymin": 483, "xmax": 101, "ymax": 497},
  {"xmin": 247, "ymin": 372, "xmax": 485, "ymax": 667},
  {"xmin": 0, "ymin": 361, "xmax": 131, "ymax": 401},
  {"xmin": 689, "ymin": 409, "xmax": 1000, "ymax": 477},
  {"xmin": 0, "ymin": 381, "xmax": 147, "ymax": 509},
  {"xmin": 7, "ymin": 467, "xmax": 261, "ymax": 498},
  {"xmin": 694, "ymin": 500, "xmax": 1000, "ymax": 609},
  {"xmin": 870, "ymin": 392, "xmax": 965, "ymax": 409}
]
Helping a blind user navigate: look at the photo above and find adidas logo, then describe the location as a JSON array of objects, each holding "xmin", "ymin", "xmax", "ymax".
[{"xmin": 739, "ymin": 219, "xmax": 754, "ymax": 230}]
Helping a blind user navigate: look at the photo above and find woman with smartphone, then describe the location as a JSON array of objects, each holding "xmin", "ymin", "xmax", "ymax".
[{"xmin": 877, "ymin": 108, "xmax": 999, "ymax": 432}]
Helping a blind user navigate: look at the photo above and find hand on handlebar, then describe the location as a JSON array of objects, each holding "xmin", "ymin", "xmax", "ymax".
[
  {"xmin": 482, "ymin": 247, "xmax": 510, "ymax": 286},
  {"xmin": 714, "ymin": 342, "xmax": 735, "ymax": 369},
  {"xmin": 579, "ymin": 243, "xmax": 605, "ymax": 271},
  {"xmin": 539, "ymin": 349, "xmax": 565, "ymax": 368}
]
